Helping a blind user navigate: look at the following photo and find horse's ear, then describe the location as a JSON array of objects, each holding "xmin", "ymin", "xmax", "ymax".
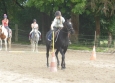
[
  {"xmin": 68, "ymin": 18, "xmax": 71, "ymax": 22},
  {"xmin": 66, "ymin": 19, "xmax": 69, "ymax": 22},
  {"xmin": 66, "ymin": 18, "xmax": 71, "ymax": 22}
]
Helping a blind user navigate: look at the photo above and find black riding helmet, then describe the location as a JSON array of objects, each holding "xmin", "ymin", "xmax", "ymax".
[
  {"xmin": 4, "ymin": 14, "xmax": 7, "ymax": 18},
  {"xmin": 55, "ymin": 11, "xmax": 61, "ymax": 16},
  {"xmin": 33, "ymin": 19, "xmax": 37, "ymax": 22}
]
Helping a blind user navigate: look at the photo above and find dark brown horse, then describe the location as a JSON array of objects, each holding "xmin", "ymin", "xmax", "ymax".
[{"xmin": 46, "ymin": 20, "xmax": 74, "ymax": 69}]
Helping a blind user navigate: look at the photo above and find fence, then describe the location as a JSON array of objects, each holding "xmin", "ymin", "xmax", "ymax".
[
  {"xmin": 12, "ymin": 24, "xmax": 30, "ymax": 44},
  {"xmin": 71, "ymin": 34, "xmax": 115, "ymax": 48},
  {"xmin": 11, "ymin": 24, "xmax": 115, "ymax": 48}
]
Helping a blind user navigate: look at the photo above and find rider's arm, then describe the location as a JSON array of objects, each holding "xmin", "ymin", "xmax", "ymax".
[
  {"xmin": 51, "ymin": 18, "xmax": 56, "ymax": 30},
  {"xmin": 2, "ymin": 20, "xmax": 4, "ymax": 26},
  {"xmin": 6, "ymin": 19, "xmax": 9, "ymax": 24},
  {"xmin": 31, "ymin": 24, "xmax": 33, "ymax": 29}
]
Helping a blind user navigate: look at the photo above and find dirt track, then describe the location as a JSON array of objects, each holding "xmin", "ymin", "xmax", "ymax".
[{"xmin": 0, "ymin": 44, "xmax": 115, "ymax": 83}]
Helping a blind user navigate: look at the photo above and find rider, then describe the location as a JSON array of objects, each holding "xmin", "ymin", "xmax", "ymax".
[
  {"xmin": 48, "ymin": 11, "xmax": 65, "ymax": 41},
  {"xmin": 2, "ymin": 14, "xmax": 10, "ymax": 37},
  {"xmin": 29, "ymin": 19, "xmax": 41, "ymax": 40}
]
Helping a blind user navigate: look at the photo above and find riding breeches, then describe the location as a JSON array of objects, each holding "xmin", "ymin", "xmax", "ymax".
[
  {"xmin": 5, "ymin": 26, "xmax": 10, "ymax": 30},
  {"xmin": 5, "ymin": 26, "xmax": 10, "ymax": 37},
  {"xmin": 48, "ymin": 27, "xmax": 62, "ymax": 41}
]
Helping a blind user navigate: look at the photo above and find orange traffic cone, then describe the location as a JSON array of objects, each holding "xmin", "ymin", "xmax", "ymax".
[
  {"xmin": 50, "ymin": 52, "xmax": 57, "ymax": 72},
  {"xmin": 90, "ymin": 46, "xmax": 96, "ymax": 60}
]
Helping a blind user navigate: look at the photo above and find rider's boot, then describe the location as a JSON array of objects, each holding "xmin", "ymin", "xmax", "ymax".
[
  {"xmin": 68, "ymin": 33, "xmax": 72, "ymax": 44},
  {"xmin": 39, "ymin": 34, "xmax": 41, "ymax": 40},
  {"xmin": 7, "ymin": 29, "xmax": 10, "ymax": 38},
  {"xmin": 29, "ymin": 34, "xmax": 31, "ymax": 40}
]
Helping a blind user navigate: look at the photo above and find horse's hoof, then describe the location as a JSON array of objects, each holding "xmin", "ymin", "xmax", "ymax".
[
  {"xmin": 47, "ymin": 64, "xmax": 49, "ymax": 68},
  {"xmin": 47, "ymin": 65, "xmax": 49, "ymax": 68},
  {"xmin": 57, "ymin": 66, "xmax": 59, "ymax": 68},
  {"xmin": 61, "ymin": 67, "xmax": 66, "ymax": 70},
  {"xmin": 57, "ymin": 64, "xmax": 60, "ymax": 68}
]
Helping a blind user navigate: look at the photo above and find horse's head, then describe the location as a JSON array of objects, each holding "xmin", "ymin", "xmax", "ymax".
[
  {"xmin": 32, "ymin": 28, "xmax": 39, "ymax": 37},
  {"xmin": 63, "ymin": 19, "xmax": 74, "ymax": 34}
]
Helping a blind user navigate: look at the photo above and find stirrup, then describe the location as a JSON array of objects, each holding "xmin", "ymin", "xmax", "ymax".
[
  {"xmin": 69, "ymin": 40, "xmax": 72, "ymax": 44},
  {"xmin": 48, "ymin": 39, "xmax": 51, "ymax": 41}
]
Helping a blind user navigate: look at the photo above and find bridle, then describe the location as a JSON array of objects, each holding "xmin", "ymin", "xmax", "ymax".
[{"xmin": 61, "ymin": 22, "xmax": 74, "ymax": 33}]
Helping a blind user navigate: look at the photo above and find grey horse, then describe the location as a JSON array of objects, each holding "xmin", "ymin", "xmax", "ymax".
[{"xmin": 30, "ymin": 28, "xmax": 39, "ymax": 52}]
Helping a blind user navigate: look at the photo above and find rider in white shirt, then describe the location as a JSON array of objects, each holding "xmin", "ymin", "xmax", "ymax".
[
  {"xmin": 51, "ymin": 11, "xmax": 65, "ymax": 30},
  {"xmin": 48, "ymin": 11, "xmax": 65, "ymax": 41},
  {"xmin": 29, "ymin": 19, "xmax": 41, "ymax": 40}
]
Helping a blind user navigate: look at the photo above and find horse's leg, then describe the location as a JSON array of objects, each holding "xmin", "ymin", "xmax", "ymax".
[
  {"xmin": 8, "ymin": 38, "xmax": 11, "ymax": 50},
  {"xmin": 35, "ymin": 42, "xmax": 38, "ymax": 52},
  {"xmin": 0, "ymin": 39, "xmax": 2, "ymax": 50},
  {"xmin": 31, "ymin": 40, "xmax": 34, "ymax": 52},
  {"xmin": 46, "ymin": 45, "xmax": 50, "ymax": 67},
  {"xmin": 59, "ymin": 48, "xmax": 65, "ymax": 69},
  {"xmin": 33, "ymin": 42, "xmax": 35, "ymax": 52},
  {"xmin": 55, "ymin": 49, "xmax": 59, "ymax": 68},
  {"xmin": 35, "ymin": 42, "xmax": 36, "ymax": 51},
  {"xmin": 63, "ymin": 47, "xmax": 67, "ymax": 68},
  {"xmin": 37, "ymin": 41, "xmax": 38, "ymax": 52},
  {"xmin": 4, "ymin": 39, "xmax": 7, "ymax": 51}
]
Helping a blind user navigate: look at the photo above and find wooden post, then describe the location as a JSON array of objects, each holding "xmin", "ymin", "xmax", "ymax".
[
  {"xmin": 94, "ymin": 31, "xmax": 96, "ymax": 46},
  {"xmin": 113, "ymin": 39, "xmax": 115, "ymax": 48},
  {"xmin": 15, "ymin": 24, "xmax": 18, "ymax": 42}
]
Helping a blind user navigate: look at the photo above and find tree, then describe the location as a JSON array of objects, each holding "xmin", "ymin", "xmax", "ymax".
[
  {"xmin": 89, "ymin": 0, "xmax": 115, "ymax": 45},
  {"xmin": 27, "ymin": 0, "xmax": 87, "ymax": 42},
  {"xmin": 0, "ymin": 0, "xmax": 26, "ymax": 24}
]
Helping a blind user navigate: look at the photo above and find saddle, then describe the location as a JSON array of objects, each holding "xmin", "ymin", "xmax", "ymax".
[{"xmin": 29, "ymin": 31, "xmax": 41, "ymax": 40}]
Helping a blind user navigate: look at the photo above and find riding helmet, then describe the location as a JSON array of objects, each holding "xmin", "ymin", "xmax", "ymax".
[
  {"xmin": 55, "ymin": 11, "xmax": 61, "ymax": 16},
  {"xmin": 4, "ymin": 14, "xmax": 7, "ymax": 18},
  {"xmin": 33, "ymin": 19, "xmax": 37, "ymax": 22}
]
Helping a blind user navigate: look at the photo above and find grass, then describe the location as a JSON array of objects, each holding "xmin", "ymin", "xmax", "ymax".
[
  {"xmin": 68, "ymin": 44, "xmax": 92, "ymax": 51},
  {"xmin": 12, "ymin": 42, "xmax": 114, "ymax": 52},
  {"xmin": 68, "ymin": 44, "xmax": 113, "ymax": 52}
]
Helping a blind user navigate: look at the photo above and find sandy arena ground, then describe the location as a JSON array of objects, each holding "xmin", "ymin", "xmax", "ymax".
[{"xmin": 0, "ymin": 44, "xmax": 115, "ymax": 83}]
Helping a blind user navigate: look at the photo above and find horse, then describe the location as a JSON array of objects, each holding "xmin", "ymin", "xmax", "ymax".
[
  {"xmin": 0, "ymin": 25, "xmax": 12, "ymax": 51},
  {"xmin": 30, "ymin": 28, "xmax": 40, "ymax": 52},
  {"xmin": 46, "ymin": 20, "xmax": 74, "ymax": 69}
]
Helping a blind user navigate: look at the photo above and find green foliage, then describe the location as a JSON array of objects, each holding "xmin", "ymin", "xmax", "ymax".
[
  {"xmin": 101, "ymin": 15, "xmax": 115, "ymax": 35},
  {"xmin": 27, "ymin": 0, "xmax": 87, "ymax": 15},
  {"xmin": 90, "ymin": 0, "xmax": 115, "ymax": 16},
  {"xmin": 71, "ymin": 0, "xmax": 86, "ymax": 14},
  {"xmin": 79, "ymin": 13, "xmax": 95, "ymax": 35},
  {"xmin": 108, "ymin": 17, "xmax": 115, "ymax": 35},
  {"xmin": 0, "ymin": 0, "xmax": 26, "ymax": 26}
]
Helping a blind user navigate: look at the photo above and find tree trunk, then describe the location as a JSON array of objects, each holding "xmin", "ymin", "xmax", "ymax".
[
  {"xmin": 95, "ymin": 16, "xmax": 100, "ymax": 46},
  {"xmin": 40, "ymin": 12, "xmax": 51, "ymax": 44},
  {"xmin": 41, "ymin": 12, "xmax": 45, "ymax": 44},
  {"xmin": 71, "ymin": 13, "xmax": 79, "ymax": 43}
]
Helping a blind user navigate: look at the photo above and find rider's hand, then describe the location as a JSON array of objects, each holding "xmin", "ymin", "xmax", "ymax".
[{"xmin": 51, "ymin": 27, "xmax": 54, "ymax": 30}]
